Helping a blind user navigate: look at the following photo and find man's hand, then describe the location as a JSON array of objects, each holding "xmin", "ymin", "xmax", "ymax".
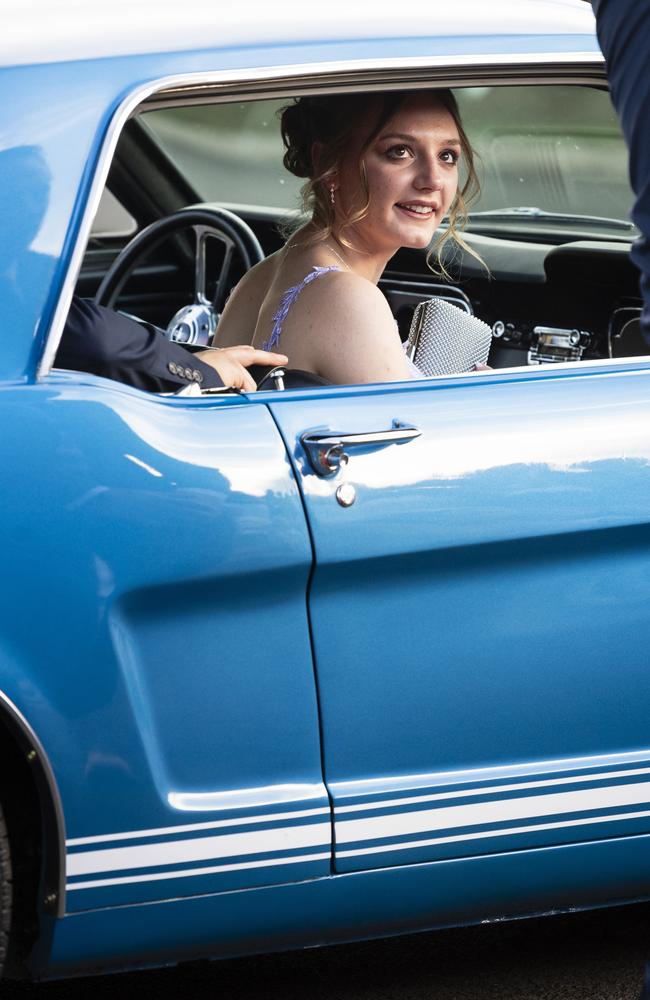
[{"xmin": 196, "ymin": 345, "xmax": 288, "ymax": 392}]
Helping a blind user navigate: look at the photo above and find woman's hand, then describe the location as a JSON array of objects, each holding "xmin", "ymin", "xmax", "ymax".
[{"xmin": 196, "ymin": 345, "xmax": 288, "ymax": 392}]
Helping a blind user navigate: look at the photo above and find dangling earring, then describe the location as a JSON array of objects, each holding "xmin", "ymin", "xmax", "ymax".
[{"xmin": 329, "ymin": 184, "xmax": 336, "ymax": 206}]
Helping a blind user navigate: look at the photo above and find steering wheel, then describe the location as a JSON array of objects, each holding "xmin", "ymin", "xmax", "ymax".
[{"xmin": 94, "ymin": 207, "xmax": 265, "ymax": 345}]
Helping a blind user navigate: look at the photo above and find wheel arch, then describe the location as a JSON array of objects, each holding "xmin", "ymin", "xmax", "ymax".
[{"xmin": 0, "ymin": 690, "xmax": 66, "ymax": 925}]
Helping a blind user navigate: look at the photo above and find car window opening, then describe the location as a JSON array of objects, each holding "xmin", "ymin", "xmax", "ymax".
[{"xmin": 59, "ymin": 82, "xmax": 645, "ymax": 395}]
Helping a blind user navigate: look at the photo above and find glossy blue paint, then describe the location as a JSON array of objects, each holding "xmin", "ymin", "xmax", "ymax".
[
  {"xmin": 267, "ymin": 361, "xmax": 650, "ymax": 872},
  {"xmin": 46, "ymin": 831, "xmax": 650, "ymax": 979},
  {"xmin": 0, "ymin": 371, "xmax": 330, "ymax": 910}
]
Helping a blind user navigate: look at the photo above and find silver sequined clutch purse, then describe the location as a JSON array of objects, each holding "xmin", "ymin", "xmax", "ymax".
[{"xmin": 406, "ymin": 297, "xmax": 492, "ymax": 376}]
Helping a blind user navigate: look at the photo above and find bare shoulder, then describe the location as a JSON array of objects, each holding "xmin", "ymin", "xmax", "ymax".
[
  {"xmin": 297, "ymin": 270, "xmax": 411, "ymax": 384},
  {"xmin": 308, "ymin": 270, "xmax": 395, "ymax": 327}
]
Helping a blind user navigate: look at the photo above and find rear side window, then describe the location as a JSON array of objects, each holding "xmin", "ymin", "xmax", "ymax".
[{"xmin": 90, "ymin": 188, "xmax": 137, "ymax": 239}]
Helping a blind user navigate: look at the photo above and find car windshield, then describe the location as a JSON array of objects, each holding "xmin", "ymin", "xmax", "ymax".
[{"xmin": 142, "ymin": 84, "xmax": 634, "ymax": 241}]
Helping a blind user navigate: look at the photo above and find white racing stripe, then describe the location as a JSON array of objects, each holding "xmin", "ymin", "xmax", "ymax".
[
  {"xmin": 338, "ymin": 807, "xmax": 650, "ymax": 858},
  {"xmin": 335, "ymin": 766, "xmax": 650, "ymax": 814},
  {"xmin": 66, "ymin": 805, "xmax": 330, "ymax": 847},
  {"xmin": 336, "ymin": 780, "xmax": 650, "ymax": 844},
  {"xmin": 67, "ymin": 821, "xmax": 331, "ymax": 877},
  {"xmin": 66, "ymin": 762, "xmax": 650, "ymax": 890},
  {"xmin": 67, "ymin": 851, "xmax": 331, "ymax": 891}
]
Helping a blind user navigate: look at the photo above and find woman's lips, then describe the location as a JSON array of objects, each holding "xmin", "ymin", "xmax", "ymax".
[{"xmin": 395, "ymin": 202, "xmax": 437, "ymax": 219}]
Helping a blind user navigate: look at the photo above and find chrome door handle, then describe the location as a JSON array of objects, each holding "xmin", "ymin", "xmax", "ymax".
[{"xmin": 301, "ymin": 420, "xmax": 421, "ymax": 477}]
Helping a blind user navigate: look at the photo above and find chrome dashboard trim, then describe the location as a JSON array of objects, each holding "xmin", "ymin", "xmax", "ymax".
[{"xmin": 39, "ymin": 51, "xmax": 606, "ymax": 377}]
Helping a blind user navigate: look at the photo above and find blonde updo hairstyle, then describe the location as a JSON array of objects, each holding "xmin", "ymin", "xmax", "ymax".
[{"xmin": 280, "ymin": 89, "xmax": 482, "ymax": 274}]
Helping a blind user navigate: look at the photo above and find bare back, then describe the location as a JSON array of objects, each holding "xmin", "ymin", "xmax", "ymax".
[{"xmin": 214, "ymin": 243, "xmax": 413, "ymax": 384}]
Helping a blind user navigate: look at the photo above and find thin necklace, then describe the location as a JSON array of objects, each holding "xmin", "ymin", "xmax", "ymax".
[
  {"xmin": 285, "ymin": 239, "xmax": 352, "ymax": 272},
  {"xmin": 326, "ymin": 242, "xmax": 352, "ymax": 271}
]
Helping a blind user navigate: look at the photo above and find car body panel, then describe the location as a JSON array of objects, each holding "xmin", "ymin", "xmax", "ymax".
[
  {"xmin": 266, "ymin": 362, "xmax": 650, "ymax": 870},
  {"xmin": 0, "ymin": 372, "xmax": 330, "ymax": 911},
  {"xmin": 2, "ymin": 1, "xmax": 597, "ymax": 68}
]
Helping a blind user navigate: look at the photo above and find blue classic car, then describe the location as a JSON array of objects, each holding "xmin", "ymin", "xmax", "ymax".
[{"xmin": 2, "ymin": 0, "xmax": 649, "ymax": 982}]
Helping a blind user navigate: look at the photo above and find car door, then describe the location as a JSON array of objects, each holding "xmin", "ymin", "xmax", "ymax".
[
  {"xmin": 0, "ymin": 372, "xmax": 330, "ymax": 910},
  {"xmin": 267, "ymin": 361, "xmax": 650, "ymax": 875}
]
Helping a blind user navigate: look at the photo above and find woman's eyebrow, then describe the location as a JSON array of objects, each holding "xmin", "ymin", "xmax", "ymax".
[{"xmin": 379, "ymin": 131, "xmax": 461, "ymax": 146}]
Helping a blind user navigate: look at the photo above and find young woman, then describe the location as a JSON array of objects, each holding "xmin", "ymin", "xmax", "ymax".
[{"xmin": 215, "ymin": 89, "xmax": 480, "ymax": 383}]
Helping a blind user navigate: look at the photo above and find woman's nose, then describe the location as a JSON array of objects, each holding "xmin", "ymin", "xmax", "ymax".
[{"xmin": 415, "ymin": 158, "xmax": 444, "ymax": 191}]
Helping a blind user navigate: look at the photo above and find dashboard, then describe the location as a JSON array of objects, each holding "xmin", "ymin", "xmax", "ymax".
[{"xmin": 384, "ymin": 232, "xmax": 645, "ymax": 370}]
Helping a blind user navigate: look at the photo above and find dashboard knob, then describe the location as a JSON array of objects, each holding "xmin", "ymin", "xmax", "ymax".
[{"xmin": 492, "ymin": 320, "xmax": 505, "ymax": 338}]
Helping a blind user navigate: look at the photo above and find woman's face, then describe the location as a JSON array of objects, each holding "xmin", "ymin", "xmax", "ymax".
[{"xmin": 335, "ymin": 93, "xmax": 461, "ymax": 257}]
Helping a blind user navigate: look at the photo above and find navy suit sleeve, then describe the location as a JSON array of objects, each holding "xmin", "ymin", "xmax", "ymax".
[
  {"xmin": 55, "ymin": 297, "xmax": 224, "ymax": 392},
  {"xmin": 592, "ymin": 0, "xmax": 650, "ymax": 344}
]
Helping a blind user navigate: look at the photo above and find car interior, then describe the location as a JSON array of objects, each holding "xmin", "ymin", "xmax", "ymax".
[{"xmin": 70, "ymin": 82, "xmax": 646, "ymax": 389}]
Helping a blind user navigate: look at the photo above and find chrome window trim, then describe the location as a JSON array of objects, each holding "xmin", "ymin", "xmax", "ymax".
[{"xmin": 39, "ymin": 51, "xmax": 606, "ymax": 377}]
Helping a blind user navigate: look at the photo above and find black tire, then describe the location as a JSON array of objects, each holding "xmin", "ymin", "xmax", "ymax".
[{"xmin": 0, "ymin": 803, "xmax": 12, "ymax": 975}]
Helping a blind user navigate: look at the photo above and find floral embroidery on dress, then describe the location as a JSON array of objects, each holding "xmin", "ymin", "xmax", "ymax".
[{"xmin": 261, "ymin": 266, "xmax": 341, "ymax": 351}]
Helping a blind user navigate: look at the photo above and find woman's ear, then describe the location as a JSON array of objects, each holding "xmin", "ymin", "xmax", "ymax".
[
  {"xmin": 310, "ymin": 140, "xmax": 324, "ymax": 176},
  {"xmin": 310, "ymin": 141, "xmax": 339, "ymax": 187}
]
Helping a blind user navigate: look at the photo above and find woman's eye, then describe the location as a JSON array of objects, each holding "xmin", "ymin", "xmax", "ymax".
[
  {"xmin": 441, "ymin": 149, "xmax": 460, "ymax": 165},
  {"xmin": 386, "ymin": 145, "xmax": 412, "ymax": 160}
]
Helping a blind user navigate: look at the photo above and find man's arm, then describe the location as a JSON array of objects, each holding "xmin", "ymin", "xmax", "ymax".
[
  {"xmin": 56, "ymin": 298, "xmax": 286, "ymax": 392},
  {"xmin": 592, "ymin": 0, "xmax": 650, "ymax": 344}
]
